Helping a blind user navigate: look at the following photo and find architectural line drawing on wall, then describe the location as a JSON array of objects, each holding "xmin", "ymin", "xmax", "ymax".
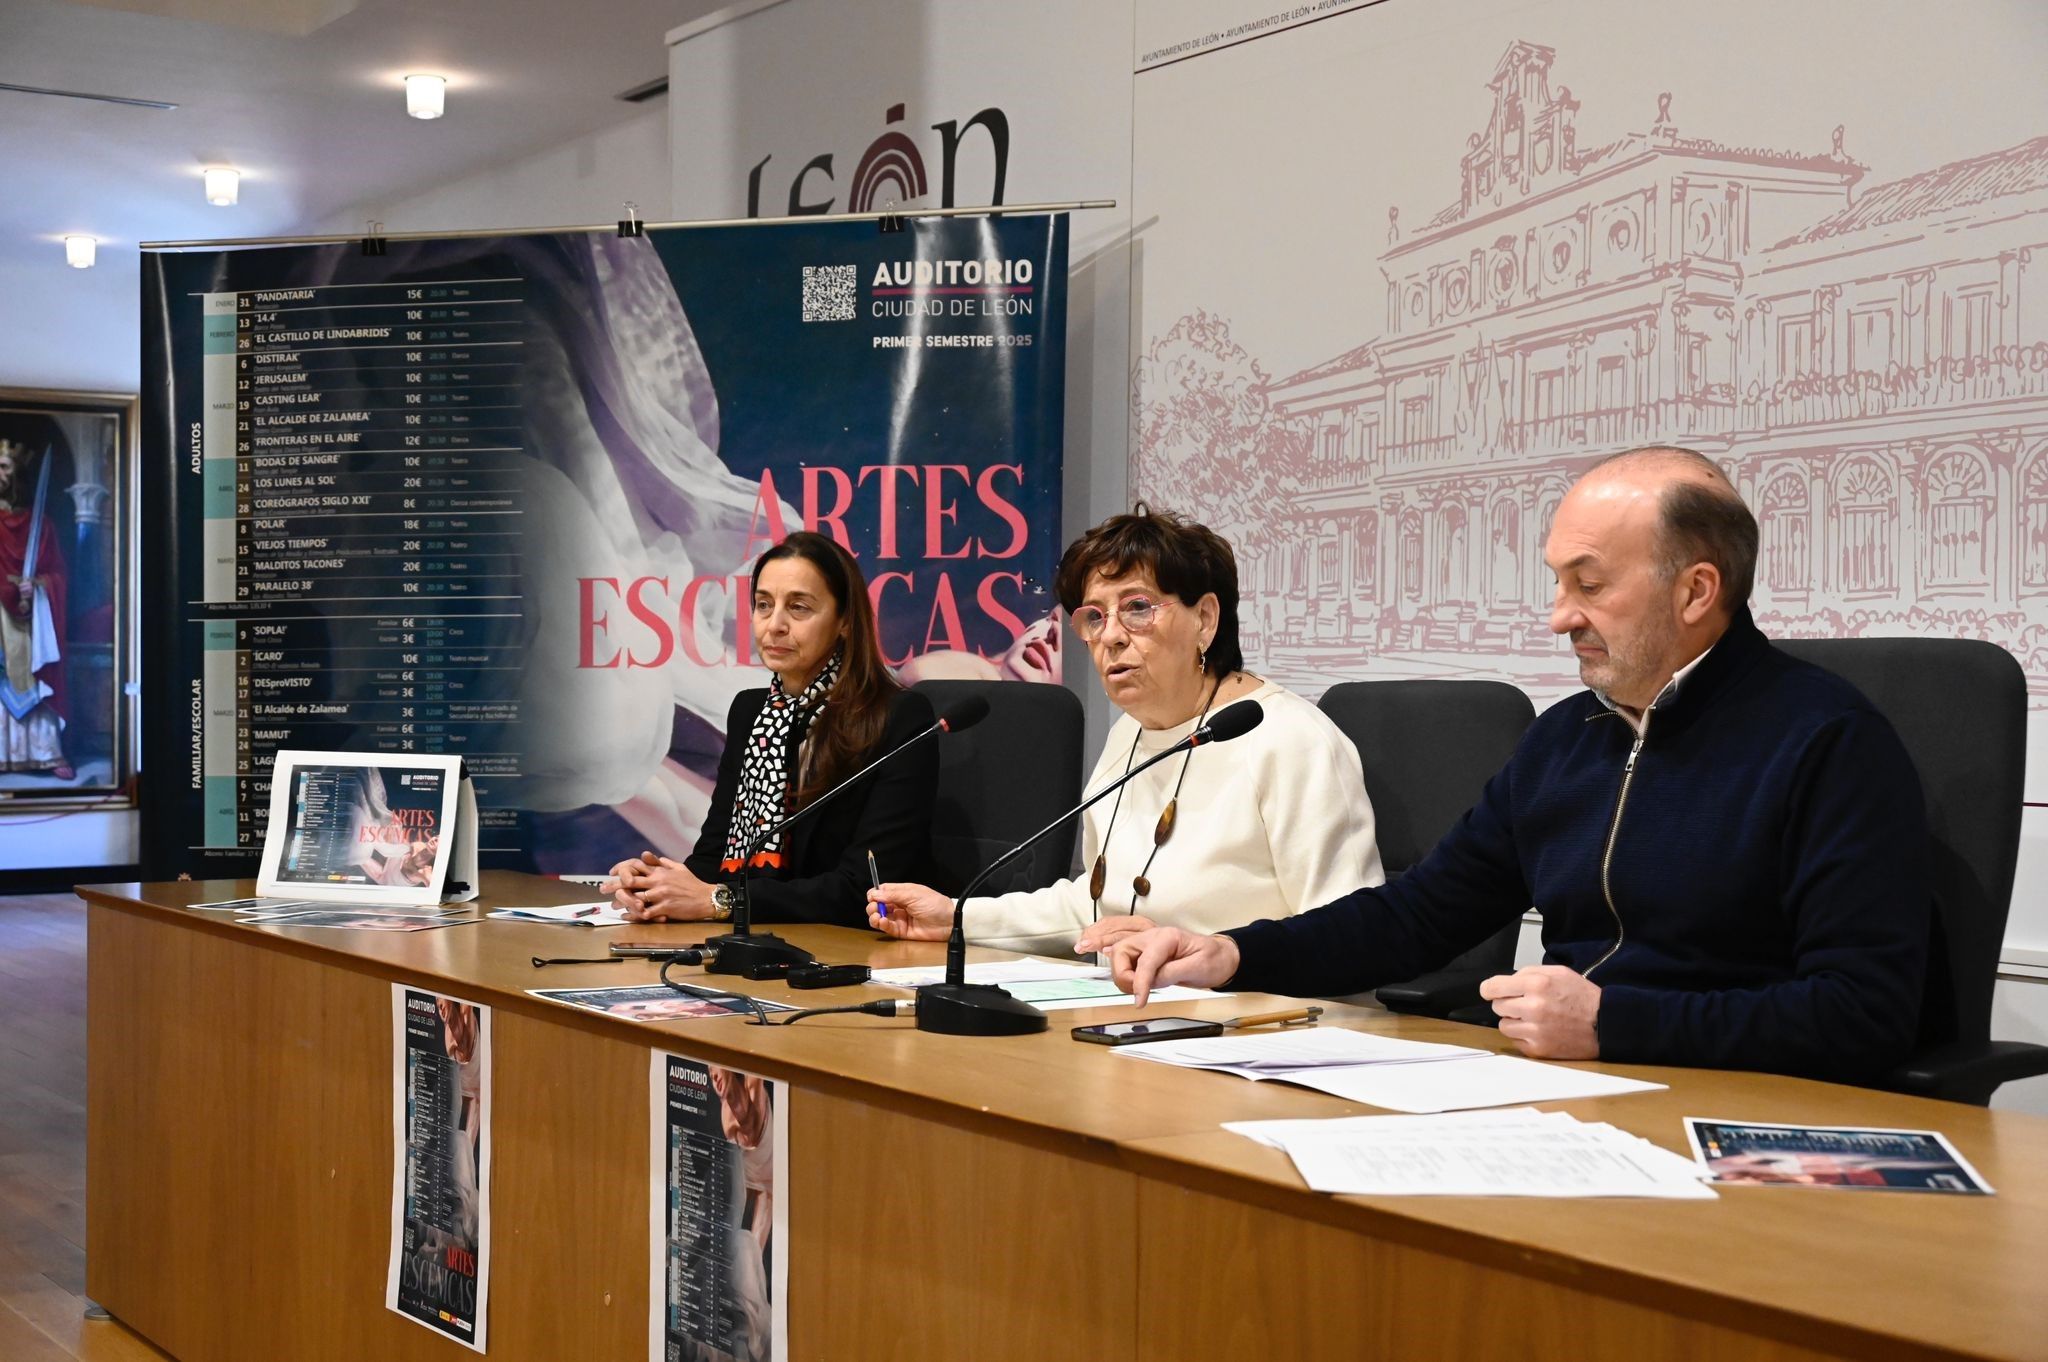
[{"xmin": 1137, "ymin": 40, "xmax": 2048, "ymax": 709}]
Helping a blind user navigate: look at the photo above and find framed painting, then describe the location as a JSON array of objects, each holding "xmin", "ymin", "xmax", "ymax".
[{"xmin": 0, "ymin": 387, "xmax": 135, "ymax": 807}]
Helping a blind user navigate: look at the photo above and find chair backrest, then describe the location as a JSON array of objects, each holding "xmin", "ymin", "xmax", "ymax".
[
  {"xmin": 910, "ymin": 679, "xmax": 1086, "ymax": 897},
  {"xmin": 1774, "ymin": 637, "xmax": 2026, "ymax": 1047},
  {"xmin": 1317, "ymin": 679, "xmax": 1536, "ymax": 874}
]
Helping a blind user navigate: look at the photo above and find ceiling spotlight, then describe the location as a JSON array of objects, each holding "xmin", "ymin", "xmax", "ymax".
[
  {"xmin": 203, "ymin": 166, "xmax": 240, "ymax": 206},
  {"xmin": 64, "ymin": 236, "xmax": 96, "ymax": 269},
  {"xmin": 405, "ymin": 74, "xmax": 446, "ymax": 120}
]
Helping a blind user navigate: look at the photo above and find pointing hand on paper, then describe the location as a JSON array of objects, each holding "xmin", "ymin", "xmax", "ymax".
[
  {"xmin": 1479, "ymin": 966, "xmax": 1601, "ymax": 1060},
  {"xmin": 1107, "ymin": 927, "xmax": 1240, "ymax": 1007}
]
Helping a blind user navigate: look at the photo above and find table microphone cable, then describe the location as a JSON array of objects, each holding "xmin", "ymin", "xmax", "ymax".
[{"xmin": 659, "ymin": 955, "xmax": 914, "ymax": 1026}]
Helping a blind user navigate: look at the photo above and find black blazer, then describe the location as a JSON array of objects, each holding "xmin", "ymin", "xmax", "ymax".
[{"xmin": 684, "ymin": 687, "xmax": 937, "ymax": 928}]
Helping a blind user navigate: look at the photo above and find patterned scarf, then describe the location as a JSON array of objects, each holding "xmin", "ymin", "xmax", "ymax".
[{"xmin": 722, "ymin": 645, "xmax": 844, "ymax": 871}]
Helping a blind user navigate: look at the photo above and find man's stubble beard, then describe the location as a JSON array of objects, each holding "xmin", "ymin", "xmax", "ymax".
[{"xmin": 1577, "ymin": 607, "xmax": 1680, "ymax": 705}]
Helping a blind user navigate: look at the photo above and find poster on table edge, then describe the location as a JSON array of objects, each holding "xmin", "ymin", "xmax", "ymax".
[{"xmin": 387, "ymin": 984, "xmax": 493, "ymax": 1349}]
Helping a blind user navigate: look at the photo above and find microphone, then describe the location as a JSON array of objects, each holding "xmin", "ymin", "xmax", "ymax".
[
  {"xmin": 917, "ymin": 699, "xmax": 1267, "ymax": 1035},
  {"xmin": 704, "ymin": 693, "xmax": 987, "ymax": 975}
]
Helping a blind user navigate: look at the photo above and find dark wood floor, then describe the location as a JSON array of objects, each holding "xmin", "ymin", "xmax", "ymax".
[{"xmin": 0, "ymin": 893, "xmax": 170, "ymax": 1361}]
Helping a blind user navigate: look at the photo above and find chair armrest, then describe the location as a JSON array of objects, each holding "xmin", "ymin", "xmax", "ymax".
[
  {"xmin": 1887, "ymin": 1040, "xmax": 2048, "ymax": 1107},
  {"xmin": 1375, "ymin": 969, "xmax": 1487, "ymax": 1018}
]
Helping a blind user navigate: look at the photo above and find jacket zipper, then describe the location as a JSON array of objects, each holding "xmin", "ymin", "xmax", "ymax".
[{"xmin": 1585, "ymin": 724, "xmax": 1646, "ymax": 981}]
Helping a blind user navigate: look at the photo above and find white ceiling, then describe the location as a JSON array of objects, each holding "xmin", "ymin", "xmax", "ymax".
[{"xmin": 0, "ymin": 0, "xmax": 721, "ymax": 262}]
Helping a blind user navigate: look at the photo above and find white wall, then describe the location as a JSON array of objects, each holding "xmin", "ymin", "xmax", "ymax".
[{"xmin": 311, "ymin": 103, "xmax": 672, "ymax": 236}]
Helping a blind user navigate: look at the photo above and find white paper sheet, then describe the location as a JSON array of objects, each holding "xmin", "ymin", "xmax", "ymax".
[
  {"xmin": 486, "ymin": 902, "xmax": 631, "ymax": 927},
  {"xmin": 1274, "ymin": 1054, "xmax": 1666, "ymax": 1114},
  {"xmin": 1115, "ymin": 1026, "xmax": 1484, "ymax": 1072}
]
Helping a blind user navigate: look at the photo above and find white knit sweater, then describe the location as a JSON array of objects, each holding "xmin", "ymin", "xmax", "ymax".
[{"xmin": 967, "ymin": 679, "xmax": 1385, "ymax": 956}]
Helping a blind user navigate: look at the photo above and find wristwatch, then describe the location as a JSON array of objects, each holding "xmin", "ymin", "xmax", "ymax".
[{"xmin": 709, "ymin": 883, "xmax": 736, "ymax": 922}]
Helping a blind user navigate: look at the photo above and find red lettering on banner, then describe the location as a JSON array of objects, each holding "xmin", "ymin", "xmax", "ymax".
[
  {"xmin": 803, "ymin": 466, "xmax": 857, "ymax": 550},
  {"xmin": 580, "ymin": 578, "xmax": 622, "ymax": 668},
  {"xmin": 923, "ymin": 573, "xmax": 968, "ymax": 653},
  {"xmin": 741, "ymin": 471, "xmax": 789, "ymax": 560},
  {"xmin": 678, "ymin": 575, "xmax": 733, "ymax": 667},
  {"xmin": 977, "ymin": 465, "xmax": 1028, "ymax": 558},
  {"xmin": 625, "ymin": 576, "xmax": 674, "ymax": 669},
  {"xmin": 923, "ymin": 464, "xmax": 973, "ymax": 560},
  {"xmin": 977, "ymin": 572, "xmax": 1028, "ymax": 654},
  {"xmin": 857, "ymin": 464, "xmax": 921, "ymax": 557}
]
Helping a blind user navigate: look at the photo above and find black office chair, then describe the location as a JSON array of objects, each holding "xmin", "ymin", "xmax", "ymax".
[
  {"xmin": 911, "ymin": 679, "xmax": 1085, "ymax": 897},
  {"xmin": 1316, "ymin": 680, "xmax": 1535, "ymax": 1019},
  {"xmin": 1778, "ymin": 637, "xmax": 2048, "ymax": 1105}
]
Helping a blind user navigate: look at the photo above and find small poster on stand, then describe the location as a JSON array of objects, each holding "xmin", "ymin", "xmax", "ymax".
[
  {"xmin": 387, "ymin": 984, "xmax": 493, "ymax": 1350},
  {"xmin": 650, "ymin": 1052, "xmax": 788, "ymax": 1362}
]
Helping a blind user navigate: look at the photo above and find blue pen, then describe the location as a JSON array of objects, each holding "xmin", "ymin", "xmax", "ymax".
[{"xmin": 867, "ymin": 849, "xmax": 888, "ymax": 918}]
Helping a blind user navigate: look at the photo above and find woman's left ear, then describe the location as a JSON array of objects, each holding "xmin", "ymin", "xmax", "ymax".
[{"xmin": 1198, "ymin": 592, "xmax": 1220, "ymax": 646}]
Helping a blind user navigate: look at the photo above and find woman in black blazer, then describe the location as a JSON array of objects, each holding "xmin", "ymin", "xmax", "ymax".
[{"xmin": 601, "ymin": 532, "xmax": 936, "ymax": 928}]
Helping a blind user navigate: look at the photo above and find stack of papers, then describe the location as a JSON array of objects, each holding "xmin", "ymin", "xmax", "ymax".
[
  {"xmin": 867, "ymin": 959, "xmax": 1226, "ymax": 1010},
  {"xmin": 1225, "ymin": 1107, "xmax": 1715, "ymax": 1199},
  {"xmin": 1115, "ymin": 1028, "xmax": 1666, "ymax": 1113},
  {"xmin": 487, "ymin": 902, "xmax": 632, "ymax": 927}
]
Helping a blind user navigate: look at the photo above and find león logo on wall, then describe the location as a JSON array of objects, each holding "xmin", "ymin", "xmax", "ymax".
[{"xmin": 746, "ymin": 102, "xmax": 1011, "ymax": 216}]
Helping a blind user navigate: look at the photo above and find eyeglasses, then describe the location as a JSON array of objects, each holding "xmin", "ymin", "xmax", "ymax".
[{"xmin": 1069, "ymin": 597, "xmax": 1173, "ymax": 642}]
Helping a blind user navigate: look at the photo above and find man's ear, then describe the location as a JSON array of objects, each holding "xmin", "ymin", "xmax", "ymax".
[{"xmin": 1678, "ymin": 562, "xmax": 1722, "ymax": 626}]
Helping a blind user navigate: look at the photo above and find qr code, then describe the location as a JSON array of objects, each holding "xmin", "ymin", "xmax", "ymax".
[{"xmin": 801, "ymin": 265, "xmax": 856, "ymax": 322}]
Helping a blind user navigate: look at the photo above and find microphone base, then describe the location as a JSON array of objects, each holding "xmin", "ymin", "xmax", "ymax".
[
  {"xmin": 913, "ymin": 982, "xmax": 1049, "ymax": 1036},
  {"xmin": 702, "ymin": 932, "xmax": 816, "ymax": 976}
]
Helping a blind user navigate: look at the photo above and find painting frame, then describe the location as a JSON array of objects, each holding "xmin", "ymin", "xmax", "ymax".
[{"xmin": 0, "ymin": 386, "xmax": 137, "ymax": 809}]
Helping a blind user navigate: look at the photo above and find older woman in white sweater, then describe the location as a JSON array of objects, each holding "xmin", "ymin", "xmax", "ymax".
[{"xmin": 866, "ymin": 505, "xmax": 1383, "ymax": 958}]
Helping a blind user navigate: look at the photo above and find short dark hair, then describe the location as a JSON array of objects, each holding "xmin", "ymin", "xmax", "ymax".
[
  {"xmin": 1594, "ymin": 446, "xmax": 1759, "ymax": 614},
  {"xmin": 1054, "ymin": 503, "xmax": 1244, "ymax": 678},
  {"xmin": 1659, "ymin": 479, "xmax": 1759, "ymax": 612}
]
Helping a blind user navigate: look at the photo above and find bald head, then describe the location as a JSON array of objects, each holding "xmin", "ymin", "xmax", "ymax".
[{"xmin": 1576, "ymin": 445, "xmax": 1757, "ymax": 617}]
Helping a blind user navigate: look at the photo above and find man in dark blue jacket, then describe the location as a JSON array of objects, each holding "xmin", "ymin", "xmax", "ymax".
[{"xmin": 1109, "ymin": 447, "xmax": 1931, "ymax": 1084}]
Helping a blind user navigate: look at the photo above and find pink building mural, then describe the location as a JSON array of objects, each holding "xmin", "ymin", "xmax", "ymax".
[{"xmin": 1141, "ymin": 40, "xmax": 2048, "ymax": 704}]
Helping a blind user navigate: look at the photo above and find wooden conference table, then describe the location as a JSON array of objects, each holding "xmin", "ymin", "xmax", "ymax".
[{"xmin": 81, "ymin": 873, "xmax": 2048, "ymax": 1362}]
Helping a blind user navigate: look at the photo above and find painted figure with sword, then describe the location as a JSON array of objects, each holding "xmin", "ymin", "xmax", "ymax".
[{"xmin": 0, "ymin": 439, "xmax": 72, "ymax": 780}]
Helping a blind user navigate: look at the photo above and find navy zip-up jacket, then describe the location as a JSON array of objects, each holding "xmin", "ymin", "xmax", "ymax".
[{"xmin": 1224, "ymin": 608, "xmax": 1932, "ymax": 1085}]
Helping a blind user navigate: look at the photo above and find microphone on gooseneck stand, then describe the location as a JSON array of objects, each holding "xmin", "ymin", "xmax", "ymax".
[
  {"xmin": 703, "ymin": 694, "xmax": 991, "ymax": 976},
  {"xmin": 916, "ymin": 700, "xmax": 1267, "ymax": 1036}
]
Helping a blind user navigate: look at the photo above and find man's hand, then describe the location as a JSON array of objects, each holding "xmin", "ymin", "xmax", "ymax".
[
  {"xmin": 1479, "ymin": 965, "xmax": 1601, "ymax": 1060},
  {"xmin": 1072, "ymin": 914, "xmax": 1157, "ymax": 957},
  {"xmin": 864, "ymin": 882, "xmax": 955, "ymax": 940},
  {"xmin": 1107, "ymin": 927, "xmax": 1240, "ymax": 1006}
]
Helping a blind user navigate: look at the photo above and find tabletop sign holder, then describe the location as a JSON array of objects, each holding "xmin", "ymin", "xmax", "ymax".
[{"xmin": 256, "ymin": 750, "xmax": 479, "ymax": 907}]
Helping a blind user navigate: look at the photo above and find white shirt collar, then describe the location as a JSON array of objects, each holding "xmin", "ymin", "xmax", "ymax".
[{"xmin": 1594, "ymin": 643, "xmax": 1714, "ymax": 735}]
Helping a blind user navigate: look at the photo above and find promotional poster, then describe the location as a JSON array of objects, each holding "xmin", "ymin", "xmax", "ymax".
[
  {"xmin": 140, "ymin": 215, "xmax": 1068, "ymax": 878},
  {"xmin": 651, "ymin": 1053, "xmax": 788, "ymax": 1362},
  {"xmin": 1686, "ymin": 1119, "xmax": 1993, "ymax": 1194},
  {"xmin": 388, "ymin": 986, "xmax": 493, "ymax": 1350},
  {"xmin": 272, "ymin": 761, "xmax": 446, "ymax": 889}
]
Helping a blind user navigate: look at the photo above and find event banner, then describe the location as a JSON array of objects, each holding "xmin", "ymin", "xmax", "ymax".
[
  {"xmin": 140, "ymin": 215, "xmax": 1069, "ymax": 877},
  {"xmin": 651, "ymin": 1053, "xmax": 789, "ymax": 1362},
  {"xmin": 387, "ymin": 985, "xmax": 492, "ymax": 1350}
]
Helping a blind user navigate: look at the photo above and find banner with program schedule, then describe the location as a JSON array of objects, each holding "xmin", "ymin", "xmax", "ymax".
[
  {"xmin": 651, "ymin": 1052, "xmax": 789, "ymax": 1362},
  {"xmin": 387, "ymin": 985, "xmax": 493, "ymax": 1350},
  {"xmin": 141, "ymin": 214, "xmax": 1067, "ymax": 878}
]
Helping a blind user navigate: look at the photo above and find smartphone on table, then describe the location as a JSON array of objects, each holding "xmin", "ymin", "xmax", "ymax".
[{"xmin": 1071, "ymin": 1017, "xmax": 1224, "ymax": 1046}]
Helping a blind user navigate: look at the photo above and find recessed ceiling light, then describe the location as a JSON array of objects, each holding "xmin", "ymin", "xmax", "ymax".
[
  {"xmin": 405, "ymin": 74, "xmax": 446, "ymax": 120},
  {"xmin": 64, "ymin": 236, "xmax": 96, "ymax": 269},
  {"xmin": 203, "ymin": 166, "xmax": 240, "ymax": 206}
]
